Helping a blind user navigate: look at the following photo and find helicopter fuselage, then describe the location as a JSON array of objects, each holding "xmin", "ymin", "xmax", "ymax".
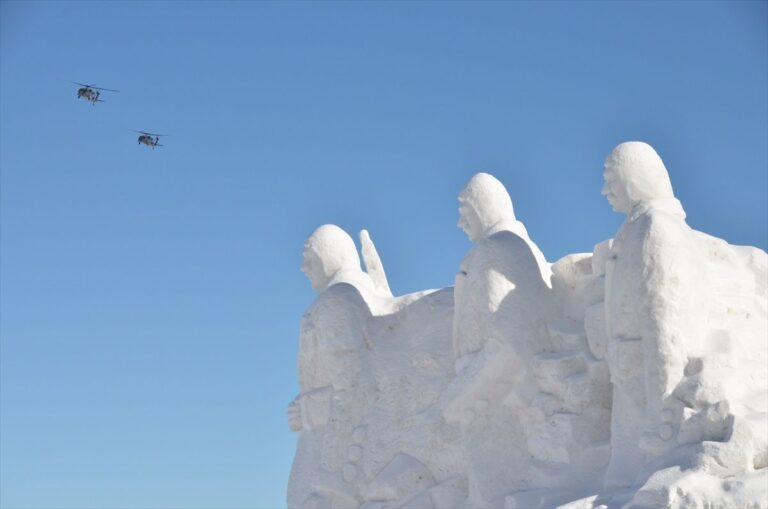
[
  {"xmin": 138, "ymin": 135, "xmax": 161, "ymax": 148},
  {"xmin": 77, "ymin": 87, "xmax": 100, "ymax": 104}
]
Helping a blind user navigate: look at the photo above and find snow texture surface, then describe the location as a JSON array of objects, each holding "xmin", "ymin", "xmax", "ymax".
[{"xmin": 287, "ymin": 142, "xmax": 768, "ymax": 509}]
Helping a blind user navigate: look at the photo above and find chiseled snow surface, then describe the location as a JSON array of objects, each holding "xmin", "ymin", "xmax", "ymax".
[{"xmin": 287, "ymin": 143, "xmax": 768, "ymax": 509}]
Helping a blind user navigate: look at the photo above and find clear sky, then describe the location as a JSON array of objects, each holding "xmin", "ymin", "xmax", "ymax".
[{"xmin": 0, "ymin": 1, "xmax": 766, "ymax": 508}]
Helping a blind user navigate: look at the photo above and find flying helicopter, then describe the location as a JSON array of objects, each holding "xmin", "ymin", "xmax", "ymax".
[
  {"xmin": 73, "ymin": 82, "xmax": 119, "ymax": 104},
  {"xmin": 134, "ymin": 131, "xmax": 166, "ymax": 149}
]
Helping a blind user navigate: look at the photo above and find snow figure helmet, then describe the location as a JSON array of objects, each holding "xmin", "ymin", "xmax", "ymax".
[
  {"xmin": 603, "ymin": 141, "xmax": 675, "ymax": 214},
  {"xmin": 458, "ymin": 172, "xmax": 516, "ymax": 242},
  {"xmin": 301, "ymin": 224, "xmax": 360, "ymax": 291}
]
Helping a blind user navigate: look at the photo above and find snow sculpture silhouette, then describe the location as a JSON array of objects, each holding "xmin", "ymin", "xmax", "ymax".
[
  {"xmin": 442, "ymin": 173, "xmax": 614, "ymax": 509},
  {"xmin": 287, "ymin": 143, "xmax": 767, "ymax": 508},
  {"xmin": 600, "ymin": 142, "xmax": 767, "ymax": 506},
  {"xmin": 600, "ymin": 141, "xmax": 691, "ymax": 488},
  {"xmin": 289, "ymin": 225, "xmax": 462, "ymax": 509},
  {"xmin": 288, "ymin": 225, "xmax": 379, "ymax": 509},
  {"xmin": 441, "ymin": 172, "xmax": 554, "ymax": 508}
]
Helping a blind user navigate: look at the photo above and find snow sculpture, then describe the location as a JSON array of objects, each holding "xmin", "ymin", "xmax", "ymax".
[
  {"xmin": 359, "ymin": 230, "xmax": 393, "ymax": 299},
  {"xmin": 359, "ymin": 286, "xmax": 467, "ymax": 509},
  {"xmin": 289, "ymin": 225, "xmax": 463, "ymax": 509},
  {"xmin": 600, "ymin": 141, "xmax": 693, "ymax": 487},
  {"xmin": 288, "ymin": 224, "xmax": 380, "ymax": 509},
  {"xmin": 440, "ymin": 173, "xmax": 553, "ymax": 508},
  {"xmin": 288, "ymin": 142, "xmax": 767, "ymax": 509},
  {"xmin": 442, "ymin": 173, "xmax": 614, "ymax": 509},
  {"xmin": 598, "ymin": 142, "xmax": 768, "ymax": 505},
  {"xmin": 516, "ymin": 248, "xmax": 613, "ymax": 503}
]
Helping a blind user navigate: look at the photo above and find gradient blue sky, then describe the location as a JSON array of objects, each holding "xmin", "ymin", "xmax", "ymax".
[{"xmin": 1, "ymin": 1, "xmax": 766, "ymax": 508}]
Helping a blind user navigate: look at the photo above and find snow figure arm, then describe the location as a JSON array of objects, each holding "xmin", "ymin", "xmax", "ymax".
[
  {"xmin": 445, "ymin": 233, "xmax": 549, "ymax": 428},
  {"xmin": 287, "ymin": 397, "xmax": 302, "ymax": 432},
  {"xmin": 292, "ymin": 283, "xmax": 372, "ymax": 433},
  {"xmin": 287, "ymin": 386, "xmax": 334, "ymax": 432},
  {"xmin": 442, "ymin": 338, "xmax": 519, "ymax": 428},
  {"xmin": 360, "ymin": 229, "xmax": 393, "ymax": 298},
  {"xmin": 636, "ymin": 213, "xmax": 703, "ymax": 452}
]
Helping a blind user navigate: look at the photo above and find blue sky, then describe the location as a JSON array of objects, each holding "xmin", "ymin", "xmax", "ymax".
[{"xmin": 0, "ymin": 1, "xmax": 765, "ymax": 508}]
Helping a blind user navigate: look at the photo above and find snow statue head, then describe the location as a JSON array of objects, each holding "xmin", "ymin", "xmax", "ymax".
[
  {"xmin": 301, "ymin": 224, "xmax": 360, "ymax": 292},
  {"xmin": 602, "ymin": 141, "xmax": 675, "ymax": 214},
  {"xmin": 458, "ymin": 172, "xmax": 516, "ymax": 242}
]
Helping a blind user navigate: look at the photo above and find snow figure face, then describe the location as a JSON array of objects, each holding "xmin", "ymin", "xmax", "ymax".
[
  {"xmin": 601, "ymin": 168, "xmax": 632, "ymax": 213},
  {"xmin": 301, "ymin": 224, "xmax": 360, "ymax": 291},
  {"xmin": 458, "ymin": 172, "xmax": 516, "ymax": 242},
  {"xmin": 300, "ymin": 248, "xmax": 325, "ymax": 290},
  {"xmin": 603, "ymin": 141, "xmax": 675, "ymax": 214},
  {"xmin": 457, "ymin": 198, "xmax": 482, "ymax": 242}
]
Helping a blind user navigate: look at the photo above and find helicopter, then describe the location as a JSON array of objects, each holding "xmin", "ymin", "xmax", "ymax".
[
  {"xmin": 73, "ymin": 82, "xmax": 119, "ymax": 105},
  {"xmin": 134, "ymin": 131, "xmax": 166, "ymax": 149}
]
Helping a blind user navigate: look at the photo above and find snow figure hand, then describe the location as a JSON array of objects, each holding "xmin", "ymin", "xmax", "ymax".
[{"xmin": 287, "ymin": 398, "xmax": 303, "ymax": 432}]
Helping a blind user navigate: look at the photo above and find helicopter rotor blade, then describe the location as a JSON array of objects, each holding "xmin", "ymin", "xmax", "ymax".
[
  {"xmin": 132, "ymin": 130, "xmax": 168, "ymax": 137},
  {"xmin": 72, "ymin": 82, "xmax": 119, "ymax": 92}
]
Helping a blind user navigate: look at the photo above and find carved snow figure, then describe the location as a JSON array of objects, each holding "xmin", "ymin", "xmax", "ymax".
[
  {"xmin": 287, "ymin": 143, "xmax": 768, "ymax": 508},
  {"xmin": 600, "ymin": 141, "xmax": 697, "ymax": 488},
  {"xmin": 288, "ymin": 225, "xmax": 380, "ymax": 509},
  {"xmin": 599, "ymin": 141, "xmax": 768, "ymax": 504},
  {"xmin": 442, "ymin": 172, "xmax": 553, "ymax": 508},
  {"xmin": 289, "ymin": 225, "xmax": 463, "ymax": 509}
]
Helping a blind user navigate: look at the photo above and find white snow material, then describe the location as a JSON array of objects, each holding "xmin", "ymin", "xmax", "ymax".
[
  {"xmin": 360, "ymin": 230, "xmax": 393, "ymax": 299},
  {"xmin": 288, "ymin": 141, "xmax": 768, "ymax": 509}
]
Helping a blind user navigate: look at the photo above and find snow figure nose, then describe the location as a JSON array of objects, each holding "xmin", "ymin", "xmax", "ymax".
[{"xmin": 457, "ymin": 209, "xmax": 467, "ymax": 229}]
